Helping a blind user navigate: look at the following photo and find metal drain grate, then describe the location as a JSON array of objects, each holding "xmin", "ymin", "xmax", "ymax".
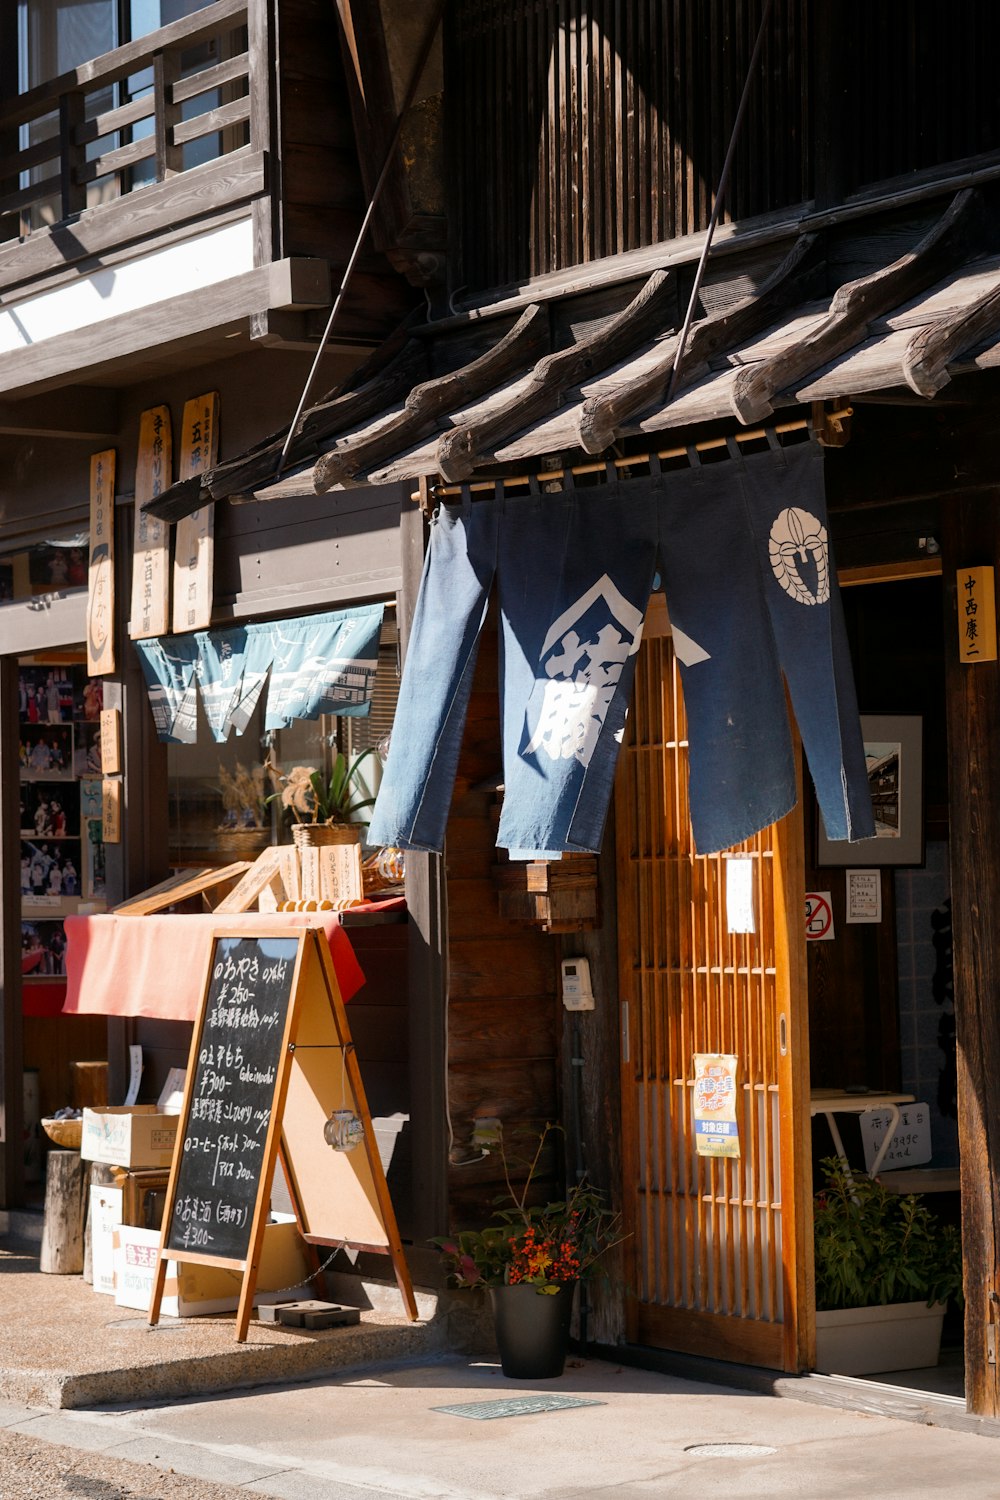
[
  {"xmin": 432, "ymin": 1395, "xmax": 605, "ymax": 1421},
  {"xmin": 685, "ymin": 1442, "xmax": 777, "ymax": 1459}
]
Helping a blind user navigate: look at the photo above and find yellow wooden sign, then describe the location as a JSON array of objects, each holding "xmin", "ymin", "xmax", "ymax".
[
  {"xmin": 100, "ymin": 707, "xmax": 121, "ymax": 775},
  {"xmin": 319, "ymin": 843, "xmax": 364, "ymax": 903},
  {"xmin": 87, "ymin": 450, "xmax": 116, "ymax": 676},
  {"xmin": 172, "ymin": 393, "xmax": 220, "ymax": 634},
  {"xmin": 102, "ymin": 778, "xmax": 122, "ymax": 844},
  {"xmin": 130, "ymin": 405, "xmax": 173, "ymax": 640},
  {"xmin": 958, "ymin": 566, "xmax": 997, "ymax": 663}
]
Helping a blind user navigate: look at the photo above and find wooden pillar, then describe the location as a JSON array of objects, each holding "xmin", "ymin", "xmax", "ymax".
[
  {"xmin": 559, "ymin": 807, "xmax": 624, "ymax": 1346},
  {"xmin": 0, "ymin": 656, "xmax": 25, "ymax": 1209},
  {"xmin": 942, "ymin": 493, "xmax": 1000, "ymax": 1418},
  {"xmin": 398, "ymin": 502, "xmax": 449, "ymax": 1243},
  {"xmin": 103, "ymin": 501, "xmax": 170, "ymax": 1102}
]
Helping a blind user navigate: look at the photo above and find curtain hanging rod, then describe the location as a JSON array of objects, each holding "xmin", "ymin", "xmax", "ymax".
[{"xmin": 410, "ymin": 416, "xmax": 812, "ymax": 505}]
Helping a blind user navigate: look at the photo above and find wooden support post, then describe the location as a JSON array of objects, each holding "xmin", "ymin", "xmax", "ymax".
[
  {"xmin": 40, "ymin": 1151, "xmax": 87, "ymax": 1275},
  {"xmin": 0, "ymin": 656, "xmax": 23, "ymax": 1211},
  {"xmin": 942, "ymin": 493, "xmax": 1000, "ymax": 1418},
  {"xmin": 59, "ymin": 91, "xmax": 87, "ymax": 219}
]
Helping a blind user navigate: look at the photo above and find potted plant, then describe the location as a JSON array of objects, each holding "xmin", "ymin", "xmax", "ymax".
[
  {"xmin": 216, "ymin": 762, "xmax": 271, "ymax": 855},
  {"xmin": 267, "ymin": 748, "xmax": 377, "ymax": 849},
  {"xmin": 431, "ymin": 1123, "xmax": 625, "ymax": 1379},
  {"xmin": 813, "ymin": 1155, "xmax": 963, "ymax": 1375}
]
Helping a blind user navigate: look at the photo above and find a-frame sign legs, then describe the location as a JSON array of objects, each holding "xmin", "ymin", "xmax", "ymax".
[{"xmin": 311, "ymin": 932, "xmax": 418, "ymax": 1322}]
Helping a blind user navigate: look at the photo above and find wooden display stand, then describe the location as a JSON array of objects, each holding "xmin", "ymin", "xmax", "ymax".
[{"xmin": 148, "ymin": 921, "xmax": 416, "ymax": 1341}]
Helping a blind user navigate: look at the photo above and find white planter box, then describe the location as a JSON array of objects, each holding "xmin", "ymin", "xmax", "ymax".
[{"xmin": 815, "ymin": 1299, "xmax": 946, "ymax": 1375}]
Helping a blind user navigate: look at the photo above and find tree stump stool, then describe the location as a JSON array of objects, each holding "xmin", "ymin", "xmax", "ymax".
[{"xmin": 40, "ymin": 1150, "xmax": 87, "ymax": 1274}]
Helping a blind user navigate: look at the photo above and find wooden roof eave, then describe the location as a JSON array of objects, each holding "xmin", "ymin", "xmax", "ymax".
[
  {"xmin": 576, "ymin": 231, "xmax": 825, "ymax": 455},
  {"xmin": 312, "ymin": 302, "xmax": 550, "ymax": 492},
  {"xmin": 730, "ymin": 188, "xmax": 985, "ymax": 424},
  {"xmin": 434, "ymin": 268, "xmax": 677, "ymax": 483},
  {"xmin": 142, "ymin": 336, "xmax": 429, "ymax": 522},
  {"xmin": 903, "ymin": 280, "xmax": 1000, "ymax": 399},
  {"xmin": 249, "ymin": 252, "xmax": 1000, "ymax": 501}
]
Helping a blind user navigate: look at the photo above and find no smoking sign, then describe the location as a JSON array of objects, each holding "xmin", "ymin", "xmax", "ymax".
[{"xmin": 805, "ymin": 891, "xmax": 835, "ymax": 942}]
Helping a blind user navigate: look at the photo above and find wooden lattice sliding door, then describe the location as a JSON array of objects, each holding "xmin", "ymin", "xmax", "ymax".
[{"xmin": 616, "ymin": 632, "xmax": 813, "ymax": 1372}]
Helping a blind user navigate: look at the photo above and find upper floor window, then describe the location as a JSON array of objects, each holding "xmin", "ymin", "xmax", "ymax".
[{"xmin": 4, "ymin": 0, "xmax": 250, "ymax": 240}]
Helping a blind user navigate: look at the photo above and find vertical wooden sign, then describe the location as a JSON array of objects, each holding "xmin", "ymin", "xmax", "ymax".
[
  {"xmin": 87, "ymin": 449, "xmax": 116, "ymax": 676},
  {"xmin": 319, "ymin": 844, "xmax": 364, "ymax": 903},
  {"xmin": 172, "ymin": 392, "xmax": 220, "ymax": 634},
  {"xmin": 130, "ymin": 405, "xmax": 173, "ymax": 640},
  {"xmin": 958, "ymin": 566, "xmax": 998, "ymax": 663},
  {"xmin": 100, "ymin": 707, "xmax": 122, "ymax": 774},
  {"xmin": 102, "ymin": 779, "xmax": 122, "ymax": 843}
]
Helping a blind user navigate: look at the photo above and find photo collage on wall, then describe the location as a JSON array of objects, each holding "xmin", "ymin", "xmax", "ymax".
[{"xmin": 20, "ymin": 663, "xmax": 106, "ymax": 986}]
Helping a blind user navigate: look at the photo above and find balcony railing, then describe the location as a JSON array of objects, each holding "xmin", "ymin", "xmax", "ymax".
[{"xmin": 0, "ymin": 0, "xmax": 252, "ymax": 246}]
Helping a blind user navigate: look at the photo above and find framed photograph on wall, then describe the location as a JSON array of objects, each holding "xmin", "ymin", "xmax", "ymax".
[{"xmin": 816, "ymin": 714, "xmax": 924, "ymax": 867}]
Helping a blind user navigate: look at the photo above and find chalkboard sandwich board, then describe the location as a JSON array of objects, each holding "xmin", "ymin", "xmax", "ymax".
[{"xmin": 148, "ymin": 921, "xmax": 416, "ymax": 1341}]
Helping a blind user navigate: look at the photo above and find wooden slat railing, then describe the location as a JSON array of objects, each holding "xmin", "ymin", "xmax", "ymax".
[{"xmin": 0, "ymin": 0, "xmax": 250, "ymax": 237}]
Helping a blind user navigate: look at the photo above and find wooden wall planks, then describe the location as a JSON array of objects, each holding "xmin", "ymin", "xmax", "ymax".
[
  {"xmin": 443, "ymin": 620, "xmax": 561, "ymax": 1230},
  {"xmin": 447, "ymin": 0, "xmax": 814, "ymax": 289},
  {"xmin": 447, "ymin": 0, "xmax": 1000, "ymax": 295}
]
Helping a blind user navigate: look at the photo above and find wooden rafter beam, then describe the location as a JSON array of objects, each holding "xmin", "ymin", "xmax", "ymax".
[
  {"xmin": 435, "ymin": 270, "xmax": 676, "ymax": 482},
  {"xmin": 577, "ymin": 233, "xmax": 823, "ymax": 454},
  {"xmin": 314, "ymin": 304, "xmax": 549, "ymax": 490},
  {"xmin": 730, "ymin": 188, "xmax": 985, "ymax": 424},
  {"xmin": 143, "ymin": 337, "xmax": 429, "ymax": 521},
  {"xmin": 903, "ymin": 274, "xmax": 1000, "ymax": 398}
]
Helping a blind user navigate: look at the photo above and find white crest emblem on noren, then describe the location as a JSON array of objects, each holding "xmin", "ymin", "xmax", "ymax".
[
  {"xmin": 768, "ymin": 507, "xmax": 830, "ymax": 605},
  {"xmin": 524, "ymin": 575, "xmax": 644, "ymax": 768}
]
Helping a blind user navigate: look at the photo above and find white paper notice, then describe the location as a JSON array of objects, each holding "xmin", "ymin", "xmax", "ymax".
[
  {"xmin": 726, "ymin": 857, "xmax": 756, "ymax": 934},
  {"xmin": 861, "ymin": 1101, "xmax": 932, "ymax": 1173},
  {"xmin": 124, "ymin": 1044, "xmax": 143, "ymax": 1106},
  {"xmin": 157, "ymin": 1067, "xmax": 187, "ymax": 1115},
  {"xmin": 846, "ymin": 868, "xmax": 882, "ymax": 924}
]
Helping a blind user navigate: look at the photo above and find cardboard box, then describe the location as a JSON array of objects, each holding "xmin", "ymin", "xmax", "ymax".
[
  {"xmin": 89, "ymin": 1184, "xmax": 123, "ymax": 1296},
  {"xmin": 113, "ymin": 1215, "xmax": 311, "ymax": 1317},
  {"xmin": 81, "ymin": 1106, "xmax": 179, "ymax": 1169}
]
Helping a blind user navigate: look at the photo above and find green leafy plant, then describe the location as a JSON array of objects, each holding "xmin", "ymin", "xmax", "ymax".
[
  {"xmin": 430, "ymin": 1123, "xmax": 626, "ymax": 1295},
  {"xmin": 813, "ymin": 1155, "xmax": 963, "ymax": 1312},
  {"xmin": 267, "ymin": 747, "xmax": 377, "ymax": 826}
]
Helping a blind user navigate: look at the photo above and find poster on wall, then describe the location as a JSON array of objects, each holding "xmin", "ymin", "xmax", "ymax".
[
  {"xmin": 816, "ymin": 715, "xmax": 924, "ymax": 867},
  {"xmin": 692, "ymin": 1054, "xmax": 741, "ymax": 1159}
]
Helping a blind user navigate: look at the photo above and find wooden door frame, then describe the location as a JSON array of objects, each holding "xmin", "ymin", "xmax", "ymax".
[
  {"xmin": 615, "ymin": 625, "xmax": 814, "ymax": 1373},
  {"xmin": 773, "ymin": 759, "xmax": 815, "ymax": 1372}
]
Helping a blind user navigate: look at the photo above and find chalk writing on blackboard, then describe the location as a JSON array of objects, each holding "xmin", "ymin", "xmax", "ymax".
[{"xmin": 166, "ymin": 935, "xmax": 298, "ymax": 1262}]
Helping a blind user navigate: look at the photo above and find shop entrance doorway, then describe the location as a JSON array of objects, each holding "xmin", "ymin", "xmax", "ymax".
[{"xmin": 615, "ymin": 627, "xmax": 813, "ymax": 1372}]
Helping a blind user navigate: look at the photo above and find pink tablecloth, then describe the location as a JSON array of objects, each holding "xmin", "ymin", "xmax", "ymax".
[{"xmin": 62, "ymin": 913, "xmax": 365, "ymax": 1021}]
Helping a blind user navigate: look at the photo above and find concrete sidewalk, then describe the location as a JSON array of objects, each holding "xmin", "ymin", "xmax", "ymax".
[{"xmin": 2, "ymin": 1354, "xmax": 1000, "ymax": 1500}]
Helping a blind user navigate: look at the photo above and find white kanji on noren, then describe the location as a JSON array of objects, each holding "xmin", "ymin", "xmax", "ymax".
[{"xmin": 524, "ymin": 575, "xmax": 644, "ymax": 768}]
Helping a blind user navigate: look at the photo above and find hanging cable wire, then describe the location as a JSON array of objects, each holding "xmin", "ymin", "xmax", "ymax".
[
  {"xmin": 275, "ymin": 0, "xmax": 448, "ymax": 480},
  {"xmin": 665, "ymin": 0, "xmax": 776, "ymax": 404}
]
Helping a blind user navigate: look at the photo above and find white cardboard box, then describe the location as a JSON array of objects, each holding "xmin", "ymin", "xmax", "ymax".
[
  {"xmin": 114, "ymin": 1215, "xmax": 311, "ymax": 1317},
  {"xmin": 81, "ymin": 1106, "xmax": 179, "ymax": 1169},
  {"xmin": 89, "ymin": 1184, "xmax": 123, "ymax": 1296}
]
